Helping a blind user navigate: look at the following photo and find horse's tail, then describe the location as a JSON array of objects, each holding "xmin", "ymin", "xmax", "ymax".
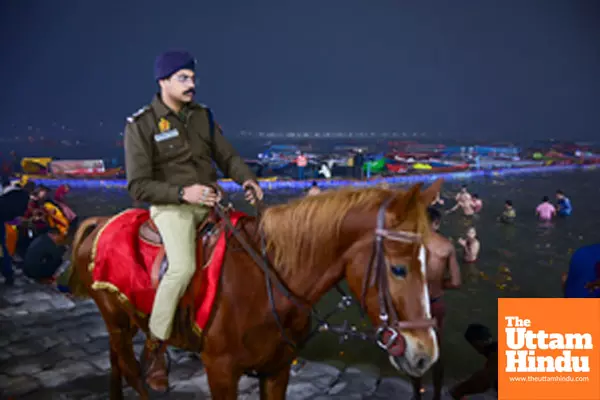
[{"xmin": 67, "ymin": 217, "xmax": 102, "ymax": 297}]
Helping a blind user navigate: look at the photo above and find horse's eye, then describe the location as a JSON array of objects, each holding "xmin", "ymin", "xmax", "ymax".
[{"xmin": 391, "ymin": 265, "xmax": 407, "ymax": 278}]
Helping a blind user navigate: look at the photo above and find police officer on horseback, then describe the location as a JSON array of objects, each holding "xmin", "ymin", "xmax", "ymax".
[{"xmin": 124, "ymin": 50, "xmax": 263, "ymax": 391}]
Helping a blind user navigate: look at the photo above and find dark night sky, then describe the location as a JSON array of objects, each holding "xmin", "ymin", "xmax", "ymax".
[{"xmin": 1, "ymin": 0, "xmax": 599, "ymax": 144}]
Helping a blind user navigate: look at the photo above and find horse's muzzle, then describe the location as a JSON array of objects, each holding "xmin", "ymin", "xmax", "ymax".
[{"xmin": 386, "ymin": 326, "xmax": 439, "ymax": 377}]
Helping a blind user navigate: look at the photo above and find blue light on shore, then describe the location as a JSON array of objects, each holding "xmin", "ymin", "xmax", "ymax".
[{"xmin": 32, "ymin": 164, "xmax": 588, "ymax": 191}]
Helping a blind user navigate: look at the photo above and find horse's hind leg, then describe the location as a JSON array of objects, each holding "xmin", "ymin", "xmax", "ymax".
[{"xmin": 93, "ymin": 291, "xmax": 149, "ymax": 399}]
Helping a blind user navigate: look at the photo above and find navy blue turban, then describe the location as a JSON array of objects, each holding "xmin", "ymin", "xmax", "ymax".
[{"xmin": 154, "ymin": 50, "xmax": 196, "ymax": 81}]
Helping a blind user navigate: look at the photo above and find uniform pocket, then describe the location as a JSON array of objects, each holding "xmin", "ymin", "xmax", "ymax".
[{"xmin": 154, "ymin": 133, "xmax": 190, "ymax": 162}]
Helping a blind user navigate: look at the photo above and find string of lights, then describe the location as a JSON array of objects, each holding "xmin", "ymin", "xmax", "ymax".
[{"xmin": 31, "ymin": 164, "xmax": 593, "ymax": 191}]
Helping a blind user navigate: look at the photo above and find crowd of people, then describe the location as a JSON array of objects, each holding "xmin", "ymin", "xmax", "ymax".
[
  {"xmin": 0, "ymin": 177, "xmax": 77, "ymax": 287},
  {"xmin": 287, "ymin": 149, "xmax": 366, "ymax": 181},
  {"xmin": 417, "ymin": 183, "xmax": 598, "ymax": 399},
  {"xmin": 440, "ymin": 183, "xmax": 573, "ymax": 225},
  {"xmin": 296, "ymin": 181, "xmax": 581, "ymax": 399}
]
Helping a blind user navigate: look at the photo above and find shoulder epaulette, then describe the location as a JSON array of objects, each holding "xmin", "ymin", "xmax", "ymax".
[
  {"xmin": 197, "ymin": 103, "xmax": 215, "ymax": 119},
  {"xmin": 188, "ymin": 102, "xmax": 208, "ymax": 112},
  {"xmin": 126, "ymin": 106, "xmax": 150, "ymax": 123}
]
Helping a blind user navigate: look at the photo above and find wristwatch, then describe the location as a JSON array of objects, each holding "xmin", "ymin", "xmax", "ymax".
[{"xmin": 177, "ymin": 187, "xmax": 185, "ymax": 203}]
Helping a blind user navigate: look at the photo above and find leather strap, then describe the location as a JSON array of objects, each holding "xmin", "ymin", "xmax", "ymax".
[
  {"xmin": 148, "ymin": 219, "xmax": 159, "ymax": 232},
  {"xmin": 151, "ymin": 247, "xmax": 166, "ymax": 288}
]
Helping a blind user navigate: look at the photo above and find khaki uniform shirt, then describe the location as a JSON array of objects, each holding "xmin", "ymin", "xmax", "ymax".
[{"xmin": 124, "ymin": 95, "xmax": 256, "ymax": 204}]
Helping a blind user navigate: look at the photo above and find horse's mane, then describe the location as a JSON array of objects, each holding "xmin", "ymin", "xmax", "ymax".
[{"xmin": 260, "ymin": 186, "xmax": 429, "ymax": 275}]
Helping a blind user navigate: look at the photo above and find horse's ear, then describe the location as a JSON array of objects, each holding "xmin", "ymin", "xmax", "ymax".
[
  {"xmin": 408, "ymin": 182, "xmax": 424, "ymax": 197},
  {"xmin": 420, "ymin": 178, "xmax": 444, "ymax": 206},
  {"xmin": 391, "ymin": 182, "xmax": 423, "ymax": 212},
  {"xmin": 406, "ymin": 182, "xmax": 424, "ymax": 209}
]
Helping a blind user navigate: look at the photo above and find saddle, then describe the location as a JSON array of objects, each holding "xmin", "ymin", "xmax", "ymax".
[{"xmin": 138, "ymin": 207, "xmax": 229, "ymax": 289}]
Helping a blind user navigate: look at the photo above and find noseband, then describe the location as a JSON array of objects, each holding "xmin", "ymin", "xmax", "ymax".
[{"xmin": 360, "ymin": 197, "xmax": 437, "ymax": 353}]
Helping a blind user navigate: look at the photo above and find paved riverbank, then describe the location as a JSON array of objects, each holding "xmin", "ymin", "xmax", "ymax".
[{"xmin": 1, "ymin": 270, "xmax": 497, "ymax": 399}]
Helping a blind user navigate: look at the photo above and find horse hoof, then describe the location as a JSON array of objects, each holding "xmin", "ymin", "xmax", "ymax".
[
  {"xmin": 146, "ymin": 374, "xmax": 169, "ymax": 393},
  {"xmin": 143, "ymin": 383, "xmax": 171, "ymax": 400}
]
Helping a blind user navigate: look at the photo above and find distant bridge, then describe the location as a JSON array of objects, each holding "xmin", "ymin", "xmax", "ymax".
[{"xmin": 236, "ymin": 131, "xmax": 433, "ymax": 140}]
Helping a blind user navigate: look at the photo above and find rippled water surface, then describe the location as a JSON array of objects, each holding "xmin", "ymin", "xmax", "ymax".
[{"xmin": 64, "ymin": 169, "xmax": 600, "ymax": 379}]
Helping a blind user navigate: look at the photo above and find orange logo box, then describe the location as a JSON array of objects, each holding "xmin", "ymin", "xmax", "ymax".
[{"xmin": 498, "ymin": 298, "xmax": 600, "ymax": 400}]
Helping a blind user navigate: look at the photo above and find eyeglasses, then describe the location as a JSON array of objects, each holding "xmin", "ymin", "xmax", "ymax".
[{"xmin": 172, "ymin": 74, "xmax": 198, "ymax": 85}]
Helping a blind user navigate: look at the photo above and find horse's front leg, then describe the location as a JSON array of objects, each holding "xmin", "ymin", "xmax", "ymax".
[
  {"xmin": 259, "ymin": 366, "xmax": 291, "ymax": 400},
  {"xmin": 203, "ymin": 357, "xmax": 241, "ymax": 400}
]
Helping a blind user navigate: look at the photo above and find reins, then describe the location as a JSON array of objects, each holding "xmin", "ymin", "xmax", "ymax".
[
  {"xmin": 212, "ymin": 187, "xmax": 435, "ymax": 376},
  {"xmin": 214, "ymin": 200, "xmax": 348, "ymax": 343}
]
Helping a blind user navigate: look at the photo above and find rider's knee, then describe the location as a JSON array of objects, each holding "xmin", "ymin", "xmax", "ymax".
[{"xmin": 165, "ymin": 262, "xmax": 195, "ymax": 282}]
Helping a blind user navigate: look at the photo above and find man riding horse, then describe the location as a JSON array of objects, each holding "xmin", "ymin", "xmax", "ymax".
[{"xmin": 123, "ymin": 50, "xmax": 264, "ymax": 390}]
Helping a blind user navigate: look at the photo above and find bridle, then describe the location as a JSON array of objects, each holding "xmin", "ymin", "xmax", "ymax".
[
  {"xmin": 213, "ymin": 192, "xmax": 436, "ymax": 374},
  {"xmin": 360, "ymin": 196, "xmax": 437, "ymax": 354}
]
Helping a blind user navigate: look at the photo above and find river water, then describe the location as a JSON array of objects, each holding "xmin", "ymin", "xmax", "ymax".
[{"xmin": 63, "ymin": 168, "xmax": 600, "ymax": 380}]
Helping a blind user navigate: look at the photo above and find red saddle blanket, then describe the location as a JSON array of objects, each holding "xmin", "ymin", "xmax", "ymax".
[{"xmin": 90, "ymin": 208, "xmax": 245, "ymax": 331}]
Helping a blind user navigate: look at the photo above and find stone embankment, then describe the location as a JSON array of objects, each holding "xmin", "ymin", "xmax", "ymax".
[{"xmin": 1, "ymin": 271, "xmax": 496, "ymax": 399}]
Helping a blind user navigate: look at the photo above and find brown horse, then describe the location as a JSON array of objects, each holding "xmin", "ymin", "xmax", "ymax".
[{"xmin": 69, "ymin": 179, "xmax": 443, "ymax": 399}]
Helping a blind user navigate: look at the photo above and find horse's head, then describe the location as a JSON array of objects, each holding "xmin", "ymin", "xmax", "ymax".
[
  {"xmin": 342, "ymin": 179, "xmax": 443, "ymax": 377},
  {"xmin": 260, "ymin": 179, "xmax": 443, "ymax": 376}
]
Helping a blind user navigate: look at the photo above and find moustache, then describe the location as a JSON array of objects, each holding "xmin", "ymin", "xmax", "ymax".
[{"xmin": 184, "ymin": 89, "xmax": 196, "ymax": 96}]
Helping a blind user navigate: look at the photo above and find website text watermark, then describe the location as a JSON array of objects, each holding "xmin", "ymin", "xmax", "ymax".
[{"xmin": 508, "ymin": 376, "xmax": 590, "ymax": 383}]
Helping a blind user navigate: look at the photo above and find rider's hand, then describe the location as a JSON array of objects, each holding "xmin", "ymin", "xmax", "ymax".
[
  {"xmin": 242, "ymin": 180, "xmax": 263, "ymax": 205},
  {"xmin": 182, "ymin": 184, "xmax": 219, "ymax": 207}
]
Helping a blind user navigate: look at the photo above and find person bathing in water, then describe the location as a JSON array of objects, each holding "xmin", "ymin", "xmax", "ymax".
[
  {"xmin": 430, "ymin": 191, "xmax": 445, "ymax": 208},
  {"xmin": 498, "ymin": 200, "xmax": 516, "ymax": 223},
  {"xmin": 555, "ymin": 189, "xmax": 572, "ymax": 217},
  {"xmin": 447, "ymin": 185, "xmax": 474, "ymax": 216},
  {"xmin": 412, "ymin": 207, "xmax": 462, "ymax": 400},
  {"xmin": 536, "ymin": 195, "xmax": 556, "ymax": 222},
  {"xmin": 306, "ymin": 181, "xmax": 321, "ymax": 196},
  {"xmin": 456, "ymin": 185, "xmax": 471, "ymax": 203},
  {"xmin": 458, "ymin": 227, "xmax": 480, "ymax": 264},
  {"xmin": 471, "ymin": 194, "xmax": 483, "ymax": 213}
]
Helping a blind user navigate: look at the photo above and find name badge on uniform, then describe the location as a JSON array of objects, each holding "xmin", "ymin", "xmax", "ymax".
[{"xmin": 154, "ymin": 129, "xmax": 179, "ymax": 142}]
